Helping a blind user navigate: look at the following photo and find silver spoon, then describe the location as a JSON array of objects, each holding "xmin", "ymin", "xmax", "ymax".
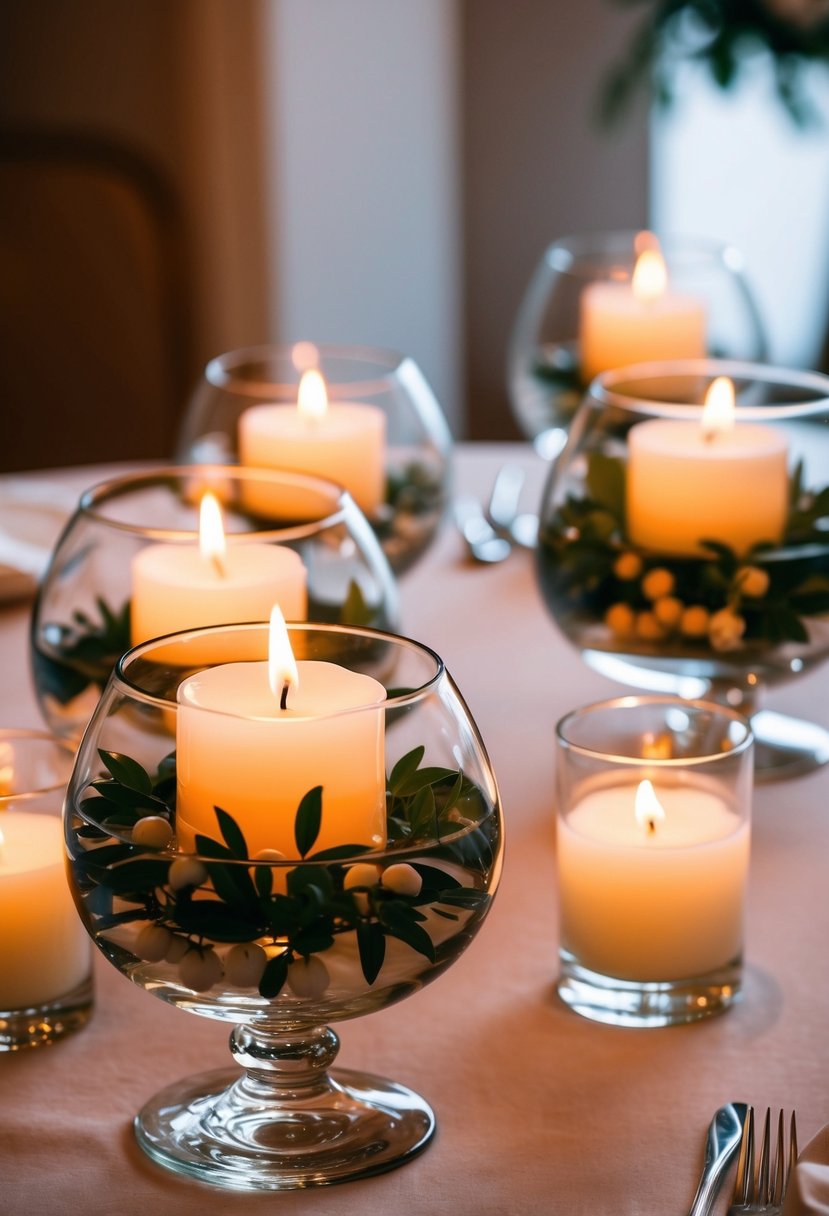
[
  {"xmin": 687, "ymin": 1102, "xmax": 747, "ymax": 1216},
  {"xmin": 486, "ymin": 464, "xmax": 538, "ymax": 549},
  {"xmin": 454, "ymin": 497, "xmax": 512, "ymax": 564}
]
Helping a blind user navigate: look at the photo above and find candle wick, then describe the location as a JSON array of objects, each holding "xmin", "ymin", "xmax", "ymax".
[
  {"xmin": 210, "ymin": 554, "xmax": 226, "ymax": 579},
  {"xmin": 647, "ymin": 817, "xmax": 657, "ymax": 836},
  {"xmin": 280, "ymin": 682, "xmax": 290, "ymax": 711}
]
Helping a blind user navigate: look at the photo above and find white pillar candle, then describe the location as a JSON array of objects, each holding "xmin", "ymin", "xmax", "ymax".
[
  {"xmin": 238, "ymin": 369, "xmax": 386, "ymax": 517},
  {"xmin": 131, "ymin": 493, "xmax": 308, "ymax": 650},
  {"xmin": 558, "ymin": 779, "xmax": 749, "ymax": 980},
  {"xmin": 175, "ymin": 610, "xmax": 386, "ymax": 857},
  {"xmin": 0, "ymin": 812, "xmax": 90, "ymax": 1010},
  {"xmin": 579, "ymin": 244, "xmax": 707, "ymax": 384},
  {"xmin": 626, "ymin": 377, "xmax": 789, "ymax": 556}
]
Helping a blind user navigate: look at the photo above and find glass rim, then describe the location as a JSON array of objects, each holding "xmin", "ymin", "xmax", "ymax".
[
  {"xmin": 588, "ymin": 358, "xmax": 829, "ymax": 421},
  {"xmin": 75, "ymin": 465, "xmax": 355, "ymax": 542},
  {"xmin": 204, "ymin": 342, "xmax": 409, "ymax": 399},
  {"xmin": 0, "ymin": 727, "xmax": 75, "ymax": 802},
  {"xmin": 545, "ymin": 230, "xmax": 742, "ymax": 277},
  {"xmin": 114, "ymin": 620, "xmax": 446, "ymax": 717},
  {"xmin": 555, "ymin": 694, "xmax": 754, "ymax": 768}
]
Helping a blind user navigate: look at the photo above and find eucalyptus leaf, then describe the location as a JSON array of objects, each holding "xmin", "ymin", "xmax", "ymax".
[
  {"xmin": 259, "ymin": 953, "xmax": 289, "ymax": 999},
  {"xmin": 388, "ymin": 746, "xmax": 425, "ymax": 794},
  {"xmin": 214, "ymin": 806, "xmax": 249, "ymax": 859},
  {"xmin": 357, "ymin": 921, "xmax": 386, "ymax": 984},
  {"xmin": 98, "ymin": 750, "xmax": 153, "ymax": 794},
  {"xmin": 294, "ymin": 786, "xmax": 323, "ymax": 858}
]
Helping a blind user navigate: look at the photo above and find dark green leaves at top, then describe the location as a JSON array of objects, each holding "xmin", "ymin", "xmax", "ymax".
[
  {"xmin": 295, "ymin": 786, "xmax": 323, "ymax": 858},
  {"xmin": 98, "ymin": 750, "xmax": 152, "ymax": 794},
  {"xmin": 214, "ymin": 806, "xmax": 249, "ymax": 859},
  {"xmin": 388, "ymin": 746, "xmax": 425, "ymax": 794}
]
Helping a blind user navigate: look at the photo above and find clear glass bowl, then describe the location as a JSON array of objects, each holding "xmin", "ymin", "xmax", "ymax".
[
  {"xmin": 508, "ymin": 231, "xmax": 767, "ymax": 458},
  {"xmin": 177, "ymin": 343, "xmax": 453, "ymax": 574},
  {"xmin": 536, "ymin": 358, "xmax": 829, "ymax": 780},
  {"xmin": 64, "ymin": 621, "xmax": 504, "ymax": 1190},
  {"xmin": 31, "ymin": 466, "xmax": 398, "ymax": 742}
]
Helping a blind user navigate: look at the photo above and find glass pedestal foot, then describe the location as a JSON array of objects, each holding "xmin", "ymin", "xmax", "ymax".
[{"xmin": 750, "ymin": 709, "xmax": 829, "ymax": 782}]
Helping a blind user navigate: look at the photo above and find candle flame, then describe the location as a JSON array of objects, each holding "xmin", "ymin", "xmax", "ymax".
[
  {"xmin": 268, "ymin": 604, "xmax": 299, "ymax": 706},
  {"xmin": 632, "ymin": 248, "xmax": 667, "ymax": 304},
  {"xmin": 297, "ymin": 368, "xmax": 328, "ymax": 422},
  {"xmin": 634, "ymin": 779, "xmax": 666, "ymax": 836},
  {"xmin": 199, "ymin": 492, "xmax": 226, "ymax": 576},
  {"xmin": 702, "ymin": 376, "xmax": 735, "ymax": 439}
]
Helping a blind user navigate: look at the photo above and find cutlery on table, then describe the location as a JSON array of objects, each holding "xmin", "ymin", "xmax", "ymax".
[
  {"xmin": 453, "ymin": 497, "xmax": 512, "ymax": 564},
  {"xmin": 486, "ymin": 463, "xmax": 539, "ymax": 549},
  {"xmin": 728, "ymin": 1107, "xmax": 798, "ymax": 1215},
  {"xmin": 687, "ymin": 1102, "xmax": 747, "ymax": 1216}
]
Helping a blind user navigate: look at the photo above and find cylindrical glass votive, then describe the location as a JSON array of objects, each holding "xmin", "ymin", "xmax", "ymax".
[
  {"xmin": 0, "ymin": 729, "xmax": 93, "ymax": 1049},
  {"xmin": 554, "ymin": 696, "xmax": 753, "ymax": 1027}
]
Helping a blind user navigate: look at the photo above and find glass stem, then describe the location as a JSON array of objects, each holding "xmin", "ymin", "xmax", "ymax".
[
  {"xmin": 705, "ymin": 677, "xmax": 761, "ymax": 719},
  {"xmin": 228, "ymin": 1023, "xmax": 341, "ymax": 1104}
]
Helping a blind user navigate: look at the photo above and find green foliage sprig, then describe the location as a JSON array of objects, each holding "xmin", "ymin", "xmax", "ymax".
[{"xmin": 35, "ymin": 597, "xmax": 131, "ymax": 705}]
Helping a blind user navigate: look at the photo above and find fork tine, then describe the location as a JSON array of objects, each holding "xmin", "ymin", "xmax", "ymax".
[
  {"xmin": 771, "ymin": 1110, "xmax": 785, "ymax": 1205},
  {"xmin": 756, "ymin": 1109, "xmax": 772, "ymax": 1205}
]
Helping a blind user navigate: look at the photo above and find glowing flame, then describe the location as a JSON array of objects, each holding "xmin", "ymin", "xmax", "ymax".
[
  {"xmin": 268, "ymin": 604, "xmax": 299, "ymax": 707},
  {"xmin": 634, "ymin": 779, "xmax": 666, "ymax": 836},
  {"xmin": 297, "ymin": 369, "xmax": 328, "ymax": 422},
  {"xmin": 199, "ymin": 492, "xmax": 226, "ymax": 576},
  {"xmin": 702, "ymin": 376, "xmax": 735, "ymax": 438},
  {"xmin": 632, "ymin": 247, "xmax": 667, "ymax": 304}
]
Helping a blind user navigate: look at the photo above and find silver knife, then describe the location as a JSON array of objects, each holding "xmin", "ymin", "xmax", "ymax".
[{"xmin": 687, "ymin": 1102, "xmax": 747, "ymax": 1216}]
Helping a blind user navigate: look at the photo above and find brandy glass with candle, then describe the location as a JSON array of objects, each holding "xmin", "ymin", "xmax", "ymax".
[
  {"xmin": 536, "ymin": 358, "xmax": 829, "ymax": 780},
  {"xmin": 31, "ymin": 466, "xmax": 398, "ymax": 742},
  {"xmin": 177, "ymin": 342, "xmax": 453, "ymax": 574},
  {"xmin": 508, "ymin": 230, "xmax": 767, "ymax": 458},
  {"xmin": 63, "ymin": 619, "xmax": 503, "ymax": 1191}
]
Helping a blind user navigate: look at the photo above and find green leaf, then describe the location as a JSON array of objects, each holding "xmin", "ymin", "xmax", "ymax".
[
  {"xmin": 292, "ymin": 927, "xmax": 335, "ymax": 955},
  {"xmin": 388, "ymin": 746, "xmax": 425, "ymax": 794},
  {"xmin": 294, "ymin": 786, "xmax": 323, "ymax": 858},
  {"xmin": 96, "ymin": 857, "xmax": 171, "ymax": 895},
  {"xmin": 408, "ymin": 785, "xmax": 437, "ymax": 837},
  {"xmin": 214, "ymin": 806, "xmax": 249, "ymax": 859},
  {"xmin": 307, "ymin": 843, "xmax": 373, "ymax": 861},
  {"xmin": 172, "ymin": 899, "xmax": 263, "ymax": 943},
  {"xmin": 254, "ymin": 865, "xmax": 273, "ymax": 899},
  {"xmin": 586, "ymin": 452, "xmax": 625, "ymax": 521},
  {"xmin": 259, "ymin": 953, "xmax": 289, "ymax": 999},
  {"xmin": 395, "ymin": 766, "xmax": 461, "ymax": 796},
  {"xmin": 380, "ymin": 905, "xmax": 435, "ymax": 963},
  {"xmin": 98, "ymin": 750, "xmax": 152, "ymax": 794},
  {"xmin": 342, "ymin": 579, "xmax": 374, "ymax": 626},
  {"xmin": 90, "ymin": 780, "xmax": 167, "ymax": 811},
  {"xmin": 357, "ymin": 921, "xmax": 386, "ymax": 984}
]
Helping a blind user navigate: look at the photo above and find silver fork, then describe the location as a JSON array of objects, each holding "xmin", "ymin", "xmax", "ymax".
[{"xmin": 728, "ymin": 1107, "xmax": 798, "ymax": 1214}]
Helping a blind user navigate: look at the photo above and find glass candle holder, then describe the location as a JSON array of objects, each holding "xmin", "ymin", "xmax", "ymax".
[
  {"xmin": 508, "ymin": 231, "xmax": 767, "ymax": 458},
  {"xmin": 555, "ymin": 696, "xmax": 753, "ymax": 1028},
  {"xmin": 536, "ymin": 358, "xmax": 829, "ymax": 781},
  {"xmin": 31, "ymin": 465, "xmax": 398, "ymax": 742},
  {"xmin": 176, "ymin": 343, "xmax": 453, "ymax": 574},
  {"xmin": 0, "ymin": 728, "xmax": 92, "ymax": 1050}
]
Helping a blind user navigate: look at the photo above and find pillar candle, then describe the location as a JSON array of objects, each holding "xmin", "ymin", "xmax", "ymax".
[
  {"xmin": 557, "ymin": 780, "xmax": 749, "ymax": 980},
  {"xmin": 238, "ymin": 369, "xmax": 386, "ymax": 517},
  {"xmin": 0, "ymin": 812, "xmax": 90, "ymax": 1009}
]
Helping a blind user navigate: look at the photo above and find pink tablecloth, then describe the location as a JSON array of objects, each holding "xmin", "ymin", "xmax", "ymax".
[{"xmin": 1, "ymin": 444, "xmax": 828, "ymax": 1216}]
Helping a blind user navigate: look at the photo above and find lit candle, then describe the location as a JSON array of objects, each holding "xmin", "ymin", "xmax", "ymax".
[
  {"xmin": 557, "ymin": 778, "xmax": 749, "ymax": 980},
  {"xmin": 175, "ymin": 607, "xmax": 386, "ymax": 857},
  {"xmin": 626, "ymin": 376, "xmax": 789, "ymax": 556},
  {"xmin": 0, "ymin": 813, "xmax": 90, "ymax": 1009},
  {"xmin": 238, "ymin": 368, "xmax": 386, "ymax": 517},
  {"xmin": 131, "ymin": 492, "xmax": 308, "ymax": 649},
  {"xmin": 579, "ymin": 236, "xmax": 707, "ymax": 384}
]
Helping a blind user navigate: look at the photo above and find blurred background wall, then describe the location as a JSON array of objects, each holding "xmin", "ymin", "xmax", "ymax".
[{"xmin": 1, "ymin": 0, "xmax": 828, "ymax": 469}]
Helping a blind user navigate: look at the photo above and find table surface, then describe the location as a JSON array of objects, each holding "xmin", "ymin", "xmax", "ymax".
[{"xmin": 1, "ymin": 443, "xmax": 828, "ymax": 1216}]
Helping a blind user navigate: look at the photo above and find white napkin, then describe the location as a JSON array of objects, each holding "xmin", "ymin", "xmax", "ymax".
[
  {"xmin": 784, "ymin": 1125, "xmax": 829, "ymax": 1215},
  {"xmin": 0, "ymin": 480, "xmax": 77, "ymax": 602}
]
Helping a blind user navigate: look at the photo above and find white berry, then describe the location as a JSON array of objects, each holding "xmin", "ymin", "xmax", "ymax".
[
  {"xmin": 252, "ymin": 848, "xmax": 286, "ymax": 862},
  {"xmin": 164, "ymin": 934, "xmax": 190, "ymax": 964},
  {"xmin": 224, "ymin": 942, "xmax": 268, "ymax": 988},
  {"xmin": 135, "ymin": 924, "xmax": 172, "ymax": 962},
  {"xmin": 168, "ymin": 857, "xmax": 208, "ymax": 890},
  {"xmin": 179, "ymin": 947, "xmax": 223, "ymax": 992},
  {"xmin": 381, "ymin": 863, "xmax": 422, "ymax": 897},
  {"xmin": 343, "ymin": 863, "xmax": 380, "ymax": 890},
  {"xmin": 132, "ymin": 816, "xmax": 173, "ymax": 849},
  {"xmin": 287, "ymin": 956, "xmax": 329, "ymax": 999}
]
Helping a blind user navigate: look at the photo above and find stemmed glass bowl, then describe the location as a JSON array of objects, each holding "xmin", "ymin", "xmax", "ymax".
[
  {"xmin": 31, "ymin": 466, "xmax": 398, "ymax": 742},
  {"xmin": 63, "ymin": 621, "xmax": 504, "ymax": 1190},
  {"xmin": 509, "ymin": 231, "xmax": 767, "ymax": 458},
  {"xmin": 177, "ymin": 343, "xmax": 453, "ymax": 573},
  {"xmin": 536, "ymin": 358, "xmax": 829, "ymax": 779}
]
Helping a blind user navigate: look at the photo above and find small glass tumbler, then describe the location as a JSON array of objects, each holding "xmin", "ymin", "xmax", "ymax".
[
  {"xmin": 554, "ymin": 696, "xmax": 753, "ymax": 1028},
  {"xmin": 0, "ymin": 729, "xmax": 92, "ymax": 1049}
]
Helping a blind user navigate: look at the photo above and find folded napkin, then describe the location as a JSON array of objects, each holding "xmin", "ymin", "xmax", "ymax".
[
  {"xmin": 0, "ymin": 480, "xmax": 77, "ymax": 602},
  {"xmin": 785, "ymin": 1125, "xmax": 829, "ymax": 1215}
]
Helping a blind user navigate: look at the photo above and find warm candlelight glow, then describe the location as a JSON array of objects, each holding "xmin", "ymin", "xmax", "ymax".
[
  {"xmin": 297, "ymin": 369, "xmax": 328, "ymax": 422},
  {"xmin": 199, "ymin": 492, "xmax": 226, "ymax": 574},
  {"xmin": 0, "ymin": 821, "xmax": 4, "ymax": 860},
  {"xmin": 634, "ymin": 779, "xmax": 666, "ymax": 835},
  {"xmin": 268, "ymin": 605, "xmax": 299, "ymax": 703},
  {"xmin": 632, "ymin": 247, "xmax": 668, "ymax": 304},
  {"xmin": 702, "ymin": 376, "xmax": 735, "ymax": 438}
]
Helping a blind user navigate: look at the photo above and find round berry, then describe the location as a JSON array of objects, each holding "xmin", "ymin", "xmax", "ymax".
[
  {"xmin": 224, "ymin": 942, "xmax": 268, "ymax": 988},
  {"xmin": 287, "ymin": 956, "xmax": 329, "ymax": 999},
  {"xmin": 252, "ymin": 848, "xmax": 286, "ymax": 862},
  {"xmin": 135, "ymin": 924, "xmax": 172, "ymax": 962},
  {"xmin": 635, "ymin": 610, "xmax": 665, "ymax": 641},
  {"xmin": 179, "ymin": 947, "xmax": 223, "ymax": 992},
  {"xmin": 132, "ymin": 815, "xmax": 173, "ymax": 849},
  {"xmin": 641, "ymin": 568, "xmax": 675, "ymax": 601},
  {"xmin": 680, "ymin": 605, "xmax": 710, "ymax": 638},
  {"xmin": 604, "ymin": 602, "xmax": 635, "ymax": 638},
  {"xmin": 164, "ymin": 934, "xmax": 190, "ymax": 964},
  {"xmin": 736, "ymin": 565, "xmax": 770, "ymax": 598},
  {"xmin": 613, "ymin": 551, "xmax": 642, "ymax": 581},
  {"xmin": 709, "ymin": 608, "xmax": 746, "ymax": 652},
  {"xmin": 381, "ymin": 863, "xmax": 422, "ymax": 897},
  {"xmin": 168, "ymin": 857, "xmax": 208, "ymax": 890},
  {"xmin": 653, "ymin": 595, "xmax": 683, "ymax": 630},
  {"xmin": 343, "ymin": 863, "xmax": 381, "ymax": 890}
]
